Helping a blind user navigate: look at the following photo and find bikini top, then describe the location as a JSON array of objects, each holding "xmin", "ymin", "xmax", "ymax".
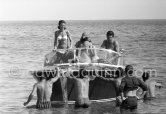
[{"xmin": 57, "ymin": 34, "xmax": 68, "ymax": 40}]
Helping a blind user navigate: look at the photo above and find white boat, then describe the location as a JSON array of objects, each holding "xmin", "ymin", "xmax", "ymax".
[{"xmin": 31, "ymin": 48, "xmax": 125, "ymax": 104}]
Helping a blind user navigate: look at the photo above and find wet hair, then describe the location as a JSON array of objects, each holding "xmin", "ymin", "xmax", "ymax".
[
  {"xmin": 125, "ymin": 65, "xmax": 134, "ymax": 76},
  {"xmin": 142, "ymin": 72, "xmax": 150, "ymax": 82},
  {"xmin": 115, "ymin": 67, "xmax": 124, "ymax": 78},
  {"xmin": 107, "ymin": 31, "xmax": 114, "ymax": 37},
  {"xmin": 78, "ymin": 68, "xmax": 87, "ymax": 78},
  {"xmin": 58, "ymin": 20, "xmax": 66, "ymax": 29}
]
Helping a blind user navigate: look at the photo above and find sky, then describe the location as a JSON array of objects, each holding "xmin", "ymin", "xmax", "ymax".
[{"xmin": 0, "ymin": 0, "xmax": 166, "ymax": 21}]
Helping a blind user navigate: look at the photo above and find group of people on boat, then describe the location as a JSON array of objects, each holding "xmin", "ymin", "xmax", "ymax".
[
  {"xmin": 44, "ymin": 20, "xmax": 119, "ymax": 66},
  {"xmin": 24, "ymin": 20, "xmax": 163, "ymax": 113}
]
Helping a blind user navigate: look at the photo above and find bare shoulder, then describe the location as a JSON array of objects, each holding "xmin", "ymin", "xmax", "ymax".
[
  {"xmin": 55, "ymin": 30, "xmax": 59, "ymax": 35},
  {"xmin": 65, "ymin": 30, "xmax": 70, "ymax": 35}
]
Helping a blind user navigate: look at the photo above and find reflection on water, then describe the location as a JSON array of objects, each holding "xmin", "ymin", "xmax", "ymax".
[{"xmin": 0, "ymin": 20, "xmax": 166, "ymax": 113}]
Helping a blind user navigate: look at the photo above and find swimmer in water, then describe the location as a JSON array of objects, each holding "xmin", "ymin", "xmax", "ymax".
[
  {"xmin": 119, "ymin": 65, "xmax": 147, "ymax": 113},
  {"xmin": 23, "ymin": 68, "xmax": 61, "ymax": 109},
  {"xmin": 142, "ymin": 72, "xmax": 162, "ymax": 99}
]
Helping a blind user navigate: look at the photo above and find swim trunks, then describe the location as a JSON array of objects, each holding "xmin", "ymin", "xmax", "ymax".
[
  {"xmin": 36, "ymin": 101, "xmax": 51, "ymax": 109},
  {"xmin": 75, "ymin": 98, "xmax": 91, "ymax": 108},
  {"xmin": 121, "ymin": 96, "xmax": 137, "ymax": 110}
]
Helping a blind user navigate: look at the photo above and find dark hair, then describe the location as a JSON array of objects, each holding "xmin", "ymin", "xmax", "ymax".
[
  {"xmin": 142, "ymin": 72, "xmax": 150, "ymax": 81},
  {"xmin": 125, "ymin": 65, "xmax": 133, "ymax": 76},
  {"xmin": 58, "ymin": 20, "xmax": 66, "ymax": 29},
  {"xmin": 107, "ymin": 31, "xmax": 114, "ymax": 37},
  {"xmin": 80, "ymin": 33, "xmax": 91, "ymax": 43},
  {"xmin": 115, "ymin": 67, "xmax": 124, "ymax": 78},
  {"xmin": 80, "ymin": 37, "xmax": 90, "ymax": 43}
]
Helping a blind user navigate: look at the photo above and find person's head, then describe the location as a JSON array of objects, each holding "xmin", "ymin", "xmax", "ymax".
[
  {"xmin": 78, "ymin": 68, "xmax": 87, "ymax": 78},
  {"xmin": 106, "ymin": 31, "xmax": 114, "ymax": 41},
  {"xmin": 35, "ymin": 71, "xmax": 54, "ymax": 82},
  {"xmin": 115, "ymin": 67, "xmax": 124, "ymax": 78},
  {"xmin": 142, "ymin": 72, "xmax": 150, "ymax": 82},
  {"xmin": 80, "ymin": 33, "xmax": 91, "ymax": 43},
  {"xmin": 58, "ymin": 20, "xmax": 66, "ymax": 30},
  {"xmin": 38, "ymin": 76, "xmax": 46, "ymax": 81},
  {"xmin": 81, "ymin": 37, "xmax": 91, "ymax": 48},
  {"xmin": 125, "ymin": 65, "xmax": 134, "ymax": 76}
]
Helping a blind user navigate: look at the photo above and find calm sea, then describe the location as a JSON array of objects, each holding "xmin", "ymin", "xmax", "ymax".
[{"xmin": 0, "ymin": 20, "xmax": 166, "ymax": 114}]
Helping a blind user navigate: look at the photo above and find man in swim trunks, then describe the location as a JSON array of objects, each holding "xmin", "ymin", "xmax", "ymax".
[
  {"xmin": 72, "ymin": 68, "xmax": 95, "ymax": 108},
  {"xmin": 142, "ymin": 72, "xmax": 162, "ymax": 99},
  {"xmin": 23, "ymin": 68, "xmax": 61, "ymax": 109},
  {"xmin": 119, "ymin": 65, "xmax": 147, "ymax": 113}
]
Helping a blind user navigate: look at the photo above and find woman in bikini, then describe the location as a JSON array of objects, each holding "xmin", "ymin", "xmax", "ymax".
[
  {"xmin": 54, "ymin": 20, "xmax": 72, "ymax": 50},
  {"xmin": 44, "ymin": 20, "xmax": 73, "ymax": 66}
]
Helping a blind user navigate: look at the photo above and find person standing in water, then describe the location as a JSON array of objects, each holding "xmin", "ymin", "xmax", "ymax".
[
  {"xmin": 64, "ymin": 68, "xmax": 95, "ymax": 108},
  {"xmin": 119, "ymin": 65, "xmax": 147, "ymax": 113},
  {"xmin": 142, "ymin": 72, "xmax": 162, "ymax": 99},
  {"xmin": 73, "ymin": 69, "xmax": 95, "ymax": 108},
  {"xmin": 23, "ymin": 68, "xmax": 61, "ymax": 109}
]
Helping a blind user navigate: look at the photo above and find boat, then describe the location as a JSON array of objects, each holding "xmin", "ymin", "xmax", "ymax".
[{"xmin": 30, "ymin": 48, "xmax": 124, "ymax": 104}]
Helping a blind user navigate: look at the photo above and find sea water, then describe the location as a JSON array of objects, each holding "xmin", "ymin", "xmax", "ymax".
[{"xmin": 0, "ymin": 20, "xmax": 166, "ymax": 114}]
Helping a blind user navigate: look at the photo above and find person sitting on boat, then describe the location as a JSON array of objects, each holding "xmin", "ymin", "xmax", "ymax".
[
  {"xmin": 75, "ymin": 32, "xmax": 92, "ymax": 48},
  {"xmin": 141, "ymin": 72, "xmax": 162, "ymax": 100},
  {"xmin": 23, "ymin": 67, "xmax": 61, "ymax": 109},
  {"xmin": 44, "ymin": 20, "xmax": 74, "ymax": 66},
  {"xmin": 119, "ymin": 65, "xmax": 147, "ymax": 113},
  {"xmin": 72, "ymin": 68, "xmax": 95, "ymax": 108},
  {"xmin": 77, "ymin": 36, "xmax": 99, "ymax": 63}
]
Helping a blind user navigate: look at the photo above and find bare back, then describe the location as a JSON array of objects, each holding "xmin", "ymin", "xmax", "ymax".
[
  {"xmin": 74, "ymin": 78, "xmax": 89, "ymax": 100},
  {"xmin": 36, "ymin": 80, "xmax": 52, "ymax": 102},
  {"xmin": 144, "ymin": 80, "xmax": 156, "ymax": 98}
]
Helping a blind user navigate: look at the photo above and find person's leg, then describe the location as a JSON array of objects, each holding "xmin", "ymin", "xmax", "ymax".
[
  {"xmin": 83, "ymin": 98, "xmax": 91, "ymax": 108},
  {"xmin": 75, "ymin": 99, "xmax": 84, "ymax": 108}
]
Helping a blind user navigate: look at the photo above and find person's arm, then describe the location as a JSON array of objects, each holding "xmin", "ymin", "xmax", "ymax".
[
  {"xmin": 101, "ymin": 40, "xmax": 106, "ymax": 48},
  {"xmin": 24, "ymin": 83, "xmax": 37, "ymax": 106},
  {"xmin": 49, "ymin": 68, "xmax": 61, "ymax": 84},
  {"xmin": 114, "ymin": 40, "xmax": 119, "ymax": 52},
  {"xmin": 54, "ymin": 31, "xmax": 58, "ymax": 49},
  {"xmin": 119, "ymin": 78, "xmax": 126, "ymax": 100},
  {"xmin": 138, "ymin": 79, "xmax": 148, "ymax": 99},
  {"xmin": 66, "ymin": 31, "xmax": 72, "ymax": 48}
]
